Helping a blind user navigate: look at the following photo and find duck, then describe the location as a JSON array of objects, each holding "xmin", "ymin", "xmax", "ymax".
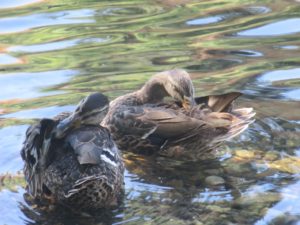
[
  {"xmin": 101, "ymin": 69, "xmax": 255, "ymax": 160},
  {"xmin": 21, "ymin": 93, "xmax": 124, "ymax": 210}
]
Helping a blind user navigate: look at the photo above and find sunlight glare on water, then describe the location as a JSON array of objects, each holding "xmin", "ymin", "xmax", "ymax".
[
  {"xmin": 238, "ymin": 18, "xmax": 300, "ymax": 36},
  {"xmin": 0, "ymin": 70, "xmax": 78, "ymax": 100}
]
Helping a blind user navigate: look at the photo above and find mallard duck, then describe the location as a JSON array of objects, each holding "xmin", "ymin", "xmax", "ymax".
[
  {"xmin": 102, "ymin": 69, "xmax": 255, "ymax": 160},
  {"xmin": 21, "ymin": 93, "xmax": 124, "ymax": 210}
]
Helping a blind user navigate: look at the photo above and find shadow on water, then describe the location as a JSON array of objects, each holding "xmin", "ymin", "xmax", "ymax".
[{"xmin": 0, "ymin": 0, "xmax": 300, "ymax": 224}]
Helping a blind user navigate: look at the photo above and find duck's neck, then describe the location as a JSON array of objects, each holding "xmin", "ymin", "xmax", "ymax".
[{"xmin": 138, "ymin": 75, "xmax": 169, "ymax": 104}]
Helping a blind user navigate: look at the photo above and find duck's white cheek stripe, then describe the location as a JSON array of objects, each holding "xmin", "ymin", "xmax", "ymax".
[{"xmin": 101, "ymin": 154, "xmax": 117, "ymax": 167}]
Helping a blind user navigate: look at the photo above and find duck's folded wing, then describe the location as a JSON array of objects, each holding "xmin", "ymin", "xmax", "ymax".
[
  {"xmin": 66, "ymin": 126, "xmax": 119, "ymax": 167},
  {"xmin": 111, "ymin": 106, "xmax": 208, "ymax": 144},
  {"xmin": 140, "ymin": 108, "xmax": 207, "ymax": 139}
]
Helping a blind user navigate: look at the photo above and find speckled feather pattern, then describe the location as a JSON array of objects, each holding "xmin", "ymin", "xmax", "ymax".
[
  {"xmin": 102, "ymin": 76, "xmax": 255, "ymax": 160},
  {"xmin": 21, "ymin": 114, "xmax": 124, "ymax": 210}
]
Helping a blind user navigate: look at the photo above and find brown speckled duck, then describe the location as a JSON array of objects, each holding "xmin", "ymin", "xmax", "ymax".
[
  {"xmin": 101, "ymin": 69, "xmax": 255, "ymax": 160},
  {"xmin": 21, "ymin": 93, "xmax": 124, "ymax": 210}
]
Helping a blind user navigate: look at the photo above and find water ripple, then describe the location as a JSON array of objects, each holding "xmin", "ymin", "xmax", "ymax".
[
  {"xmin": 0, "ymin": 9, "xmax": 95, "ymax": 34},
  {"xmin": 0, "ymin": 53, "xmax": 23, "ymax": 65},
  {"xmin": 0, "ymin": 0, "xmax": 300, "ymax": 224},
  {"xmin": 0, "ymin": 188, "xmax": 27, "ymax": 225},
  {"xmin": 238, "ymin": 18, "xmax": 300, "ymax": 36},
  {"xmin": 7, "ymin": 37, "xmax": 108, "ymax": 53},
  {"xmin": 0, "ymin": 0, "xmax": 42, "ymax": 9},
  {"xmin": 186, "ymin": 16, "xmax": 222, "ymax": 26},
  {"xmin": 0, "ymin": 125, "xmax": 27, "ymax": 173},
  {"xmin": 258, "ymin": 68, "xmax": 300, "ymax": 83},
  {"xmin": 244, "ymin": 68, "xmax": 300, "ymax": 101},
  {"xmin": 1, "ymin": 105, "xmax": 76, "ymax": 119},
  {"xmin": 255, "ymin": 181, "xmax": 300, "ymax": 225},
  {"xmin": 278, "ymin": 45, "xmax": 299, "ymax": 50},
  {"xmin": 0, "ymin": 70, "xmax": 78, "ymax": 101},
  {"xmin": 245, "ymin": 6, "xmax": 271, "ymax": 14}
]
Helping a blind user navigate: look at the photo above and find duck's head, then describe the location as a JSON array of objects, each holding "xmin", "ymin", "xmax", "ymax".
[
  {"xmin": 146, "ymin": 69, "xmax": 195, "ymax": 109},
  {"xmin": 55, "ymin": 92, "xmax": 109, "ymax": 138}
]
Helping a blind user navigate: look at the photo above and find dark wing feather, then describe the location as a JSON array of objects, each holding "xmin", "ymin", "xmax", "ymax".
[
  {"xmin": 66, "ymin": 126, "xmax": 118, "ymax": 165},
  {"xmin": 21, "ymin": 113, "xmax": 70, "ymax": 197},
  {"xmin": 194, "ymin": 92, "xmax": 241, "ymax": 112},
  {"xmin": 21, "ymin": 119, "xmax": 57, "ymax": 197}
]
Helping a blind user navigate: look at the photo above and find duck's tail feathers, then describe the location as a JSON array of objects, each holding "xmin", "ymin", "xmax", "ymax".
[
  {"xmin": 212, "ymin": 107, "xmax": 255, "ymax": 143},
  {"xmin": 195, "ymin": 92, "xmax": 242, "ymax": 112}
]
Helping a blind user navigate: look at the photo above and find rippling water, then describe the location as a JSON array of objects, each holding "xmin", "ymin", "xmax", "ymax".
[{"xmin": 0, "ymin": 0, "xmax": 300, "ymax": 224}]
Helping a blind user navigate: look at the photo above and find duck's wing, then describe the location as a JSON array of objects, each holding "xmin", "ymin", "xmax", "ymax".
[
  {"xmin": 66, "ymin": 126, "xmax": 121, "ymax": 168},
  {"xmin": 21, "ymin": 111, "xmax": 71, "ymax": 197},
  {"xmin": 105, "ymin": 105, "xmax": 210, "ymax": 148},
  {"xmin": 140, "ymin": 108, "xmax": 207, "ymax": 139},
  {"xmin": 21, "ymin": 119, "xmax": 57, "ymax": 197}
]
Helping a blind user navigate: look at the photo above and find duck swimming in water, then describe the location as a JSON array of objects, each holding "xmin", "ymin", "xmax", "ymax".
[
  {"xmin": 101, "ymin": 69, "xmax": 255, "ymax": 160},
  {"xmin": 21, "ymin": 93, "xmax": 124, "ymax": 210}
]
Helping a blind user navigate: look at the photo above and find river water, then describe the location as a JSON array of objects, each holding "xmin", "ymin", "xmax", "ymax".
[{"xmin": 0, "ymin": 0, "xmax": 300, "ymax": 224}]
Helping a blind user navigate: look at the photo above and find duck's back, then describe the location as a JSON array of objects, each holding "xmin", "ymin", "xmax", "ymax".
[{"xmin": 44, "ymin": 126, "xmax": 124, "ymax": 209}]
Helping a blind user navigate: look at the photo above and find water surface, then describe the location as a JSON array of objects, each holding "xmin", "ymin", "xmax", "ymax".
[{"xmin": 0, "ymin": 0, "xmax": 300, "ymax": 224}]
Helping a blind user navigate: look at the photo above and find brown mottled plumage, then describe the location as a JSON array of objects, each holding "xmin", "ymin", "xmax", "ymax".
[
  {"xmin": 101, "ymin": 69, "xmax": 255, "ymax": 160},
  {"xmin": 21, "ymin": 93, "xmax": 124, "ymax": 210}
]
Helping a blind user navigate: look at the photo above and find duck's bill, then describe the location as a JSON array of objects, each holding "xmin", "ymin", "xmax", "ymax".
[
  {"xmin": 55, "ymin": 114, "xmax": 81, "ymax": 138},
  {"xmin": 182, "ymin": 96, "xmax": 196, "ymax": 110}
]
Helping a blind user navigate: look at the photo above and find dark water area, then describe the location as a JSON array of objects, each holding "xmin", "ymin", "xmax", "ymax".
[{"xmin": 0, "ymin": 0, "xmax": 300, "ymax": 224}]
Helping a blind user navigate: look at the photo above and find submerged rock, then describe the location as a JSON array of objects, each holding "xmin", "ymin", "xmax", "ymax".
[
  {"xmin": 233, "ymin": 192, "xmax": 281, "ymax": 207},
  {"xmin": 224, "ymin": 162, "xmax": 254, "ymax": 177},
  {"xmin": 234, "ymin": 150, "xmax": 256, "ymax": 159},
  {"xmin": 267, "ymin": 157, "xmax": 300, "ymax": 174},
  {"xmin": 205, "ymin": 175, "xmax": 225, "ymax": 186},
  {"xmin": 263, "ymin": 151, "xmax": 280, "ymax": 161},
  {"xmin": 206, "ymin": 205, "xmax": 230, "ymax": 213}
]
